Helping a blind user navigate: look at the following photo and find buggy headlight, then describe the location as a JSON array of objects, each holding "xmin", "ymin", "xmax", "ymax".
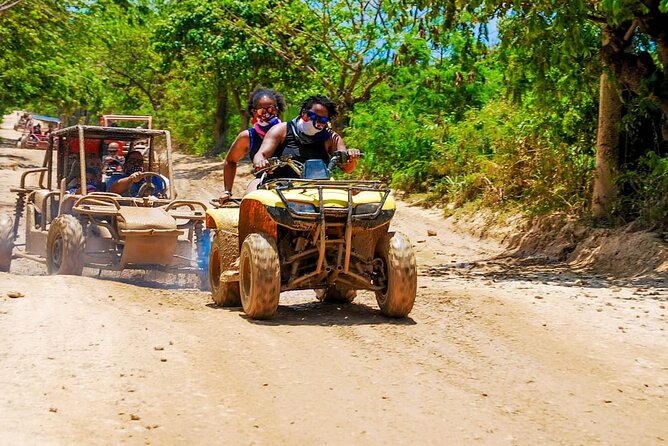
[
  {"xmin": 288, "ymin": 201, "xmax": 317, "ymax": 213},
  {"xmin": 354, "ymin": 203, "xmax": 381, "ymax": 215}
]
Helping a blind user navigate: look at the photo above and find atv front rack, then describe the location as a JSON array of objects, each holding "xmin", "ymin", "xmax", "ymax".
[{"xmin": 261, "ymin": 179, "xmax": 392, "ymax": 221}]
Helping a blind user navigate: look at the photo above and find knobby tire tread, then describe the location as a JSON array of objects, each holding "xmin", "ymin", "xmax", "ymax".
[{"xmin": 375, "ymin": 231, "xmax": 417, "ymax": 317}]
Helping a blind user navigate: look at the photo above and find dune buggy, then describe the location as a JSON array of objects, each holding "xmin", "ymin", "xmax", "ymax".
[
  {"xmin": 17, "ymin": 114, "xmax": 61, "ymax": 150},
  {"xmin": 0, "ymin": 125, "xmax": 210, "ymax": 288},
  {"xmin": 205, "ymin": 152, "xmax": 417, "ymax": 319}
]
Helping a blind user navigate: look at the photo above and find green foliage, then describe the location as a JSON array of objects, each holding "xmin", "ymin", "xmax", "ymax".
[
  {"xmin": 616, "ymin": 152, "xmax": 668, "ymax": 227},
  {"xmin": 2, "ymin": 0, "xmax": 667, "ymax": 228},
  {"xmin": 158, "ymin": 60, "xmax": 219, "ymax": 154},
  {"xmin": 0, "ymin": 0, "xmax": 77, "ymax": 114},
  {"xmin": 346, "ymin": 17, "xmax": 599, "ymax": 216}
]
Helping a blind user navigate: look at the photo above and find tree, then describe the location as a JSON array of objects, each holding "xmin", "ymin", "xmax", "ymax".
[
  {"xmin": 79, "ymin": 1, "xmax": 166, "ymax": 114},
  {"xmin": 0, "ymin": 0, "xmax": 75, "ymax": 114},
  {"xmin": 0, "ymin": 0, "xmax": 21, "ymax": 13},
  {"xmin": 224, "ymin": 0, "xmax": 430, "ymax": 127},
  {"xmin": 428, "ymin": 0, "xmax": 668, "ymax": 219},
  {"xmin": 154, "ymin": 0, "xmax": 295, "ymax": 153}
]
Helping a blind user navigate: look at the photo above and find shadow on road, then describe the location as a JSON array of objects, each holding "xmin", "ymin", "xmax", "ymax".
[
  {"xmin": 425, "ymin": 254, "xmax": 668, "ymax": 300},
  {"xmin": 207, "ymin": 301, "xmax": 417, "ymax": 327}
]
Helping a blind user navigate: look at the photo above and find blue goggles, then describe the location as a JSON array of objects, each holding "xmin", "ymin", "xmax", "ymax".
[{"xmin": 305, "ymin": 110, "xmax": 329, "ymax": 125}]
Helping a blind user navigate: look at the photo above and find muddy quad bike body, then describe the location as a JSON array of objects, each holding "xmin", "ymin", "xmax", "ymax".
[
  {"xmin": 0, "ymin": 125, "xmax": 210, "ymax": 288},
  {"xmin": 206, "ymin": 152, "xmax": 417, "ymax": 319}
]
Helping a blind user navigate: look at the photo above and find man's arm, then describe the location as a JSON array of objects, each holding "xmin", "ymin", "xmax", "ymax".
[
  {"xmin": 326, "ymin": 131, "xmax": 360, "ymax": 173},
  {"xmin": 252, "ymin": 123, "xmax": 287, "ymax": 170},
  {"xmin": 108, "ymin": 172, "xmax": 144, "ymax": 194},
  {"xmin": 222, "ymin": 130, "xmax": 250, "ymax": 194}
]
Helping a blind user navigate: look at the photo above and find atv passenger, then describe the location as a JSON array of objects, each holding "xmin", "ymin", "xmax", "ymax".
[
  {"xmin": 220, "ymin": 86, "xmax": 287, "ymax": 202},
  {"xmin": 107, "ymin": 150, "xmax": 166, "ymax": 197},
  {"xmin": 252, "ymin": 95, "xmax": 360, "ymax": 187}
]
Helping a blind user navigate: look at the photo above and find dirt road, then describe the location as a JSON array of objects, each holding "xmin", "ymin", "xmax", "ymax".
[{"xmin": 0, "ymin": 114, "xmax": 666, "ymax": 445}]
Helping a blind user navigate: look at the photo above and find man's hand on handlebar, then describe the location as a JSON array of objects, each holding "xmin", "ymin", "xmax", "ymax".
[
  {"xmin": 346, "ymin": 149, "xmax": 362, "ymax": 163},
  {"xmin": 254, "ymin": 157, "xmax": 270, "ymax": 171},
  {"xmin": 331, "ymin": 149, "xmax": 362, "ymax": 166},
  {"xmin": 254, "ymin": 156, "xmax": 287, "ymax": 174},
  {"xmin": 129, "ymin": 172, "xmax": 146, "ymax": 183}
]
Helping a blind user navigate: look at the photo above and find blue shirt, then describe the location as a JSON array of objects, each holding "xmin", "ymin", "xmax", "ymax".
[{"xmin": 107, "ymin": 172, "xmax": 166, "ymax": 197}]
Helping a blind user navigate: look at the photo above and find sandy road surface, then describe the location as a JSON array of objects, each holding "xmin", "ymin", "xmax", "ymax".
[{"xmin": 0, "ymin": 113, "xmax": 667, "ymax": 445}]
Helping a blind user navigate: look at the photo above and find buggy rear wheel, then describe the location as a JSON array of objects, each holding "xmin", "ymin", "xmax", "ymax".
[
  {"xmin": 47, "ymin": 215, "xmax": 84, "ymax": 275},
  {"xmin": 239, "ymin": 233, "xmax": 280, "ymax": 319},
  {"xmin": 209, "ymin": 232, "xmax": 240, "ymax": 306},
  {"xmin": 0, "ymin": 216, "xmax": 14, "ymax": 272},
  {"xmin": 374, "ymin": 232, "xmax": 417, "ymax": 317}
]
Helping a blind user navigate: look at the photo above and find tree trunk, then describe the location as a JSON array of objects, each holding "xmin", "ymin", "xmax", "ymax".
[
  {"xmin": 591, "ymin": 70, "xmax": 622, "ymax": 220},
  {"xmin": 212, "ymin": 84, "xmax": 229, "ymax": 156}
]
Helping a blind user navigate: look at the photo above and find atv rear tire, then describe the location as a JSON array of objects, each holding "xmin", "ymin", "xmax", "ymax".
[
  {"xmin": 315, "ymin": 284, "xmax": 356, "ymax": 304},
  {"xmin": 374, "ymin": 232, "xmax": 417, "ymax": 317},
  {"xmin": 209, "ymin": 232, "xmax": 240, "ymax": 306},
  {"xmin": 0, "ymin": 215, "xmax": 14, "ymax": 272},
  {"xmin": 239, "ymin": 233, "xmax": 280, "ymax": 319},
  {"xmin": 47, "ymin": 214, "xmax": 84, "ymax": 275}
]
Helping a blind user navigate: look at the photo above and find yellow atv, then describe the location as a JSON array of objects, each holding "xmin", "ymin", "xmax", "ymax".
[{"xmin": 206, "ymin": 152, "xmax": 417, "ymax": 320}]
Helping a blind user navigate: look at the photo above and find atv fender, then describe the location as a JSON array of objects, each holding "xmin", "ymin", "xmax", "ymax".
[
  {"xmin": 238, "ymin": 199, "xmax": 277, "ymax": 249},
  {"xmin": 205, "ymin": 207, "xmax": 240, "ymax": 232}
]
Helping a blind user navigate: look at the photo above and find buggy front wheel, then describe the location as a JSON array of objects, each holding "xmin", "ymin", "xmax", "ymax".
[{"xmin": 47, "ymin": 215, "xmax": 85, "ymax": 275}]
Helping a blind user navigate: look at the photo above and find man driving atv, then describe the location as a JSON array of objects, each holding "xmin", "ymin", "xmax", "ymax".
[{"xmin": 251, "ymin": 95, "xmax": 361, "ymax": 188}]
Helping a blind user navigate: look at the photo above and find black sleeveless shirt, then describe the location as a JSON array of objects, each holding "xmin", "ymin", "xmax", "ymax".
[{"xmin": 270, "ymin": 120, "xmax": 331, "ymax": 179}]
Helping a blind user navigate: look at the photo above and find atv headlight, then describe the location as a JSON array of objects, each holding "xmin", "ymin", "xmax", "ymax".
[
  {"xmin": 354, "ymin": 203, "xmax": 381, "ymax": 215},
  {"xmin": 288, "ymin": 201, "xmax": 317, "ymax": 214}
]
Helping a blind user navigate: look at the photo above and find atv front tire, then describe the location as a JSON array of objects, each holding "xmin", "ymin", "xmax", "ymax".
[
  {"xmin": 374, "ymin": 232, "xmax": 417, "ymax": 317},
  {"xmin": 47, "ymin": 214, "xmax": 84, "ymax": 275},
  {"xmin": 209, "ymin": 232, "xmax": 240, "ymax": 306},
  {"xmin": 0, "ymin": 216, "xmax": 14, "ymax": 272},
  {"xmin": 239, "ymin": 233, "xmax": 280, "ymax": 319}
]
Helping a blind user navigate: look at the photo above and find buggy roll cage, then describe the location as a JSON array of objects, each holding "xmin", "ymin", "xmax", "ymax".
[
  {"xmin": 100, "ymin": 114, "xmax": 153, "ymax": 129},
  {"xmin": 46, "ymin": 125, "xmax": 175, "ymax": 199}
]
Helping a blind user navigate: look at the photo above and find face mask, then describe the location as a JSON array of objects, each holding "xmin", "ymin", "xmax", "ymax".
[
  {"xmin": 254, "ymin": 116, "xmax": 281, "ymax": 136},
  {"xmin": 257, "ymin": 115, "xmax": 279, "ymax": 127},
  {"xmin": 296, "ymin": 117, "xmax": 322, "ymax": 136},
  {"xmin": 127, "ymin": 165, "xmax": 144, "ymax": 175}
]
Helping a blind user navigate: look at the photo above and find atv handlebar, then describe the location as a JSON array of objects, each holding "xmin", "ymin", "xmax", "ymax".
[
  {"xmin": 327, "ymin": 150, "xmax": 363, "ymax": 172},
  {"xmin": 255, "ymin": 151, "xmax": 363, "ymax": 178},
  {"xmin": 253, "ymin": 155, "xmax": 304, "ymax": 178}
]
